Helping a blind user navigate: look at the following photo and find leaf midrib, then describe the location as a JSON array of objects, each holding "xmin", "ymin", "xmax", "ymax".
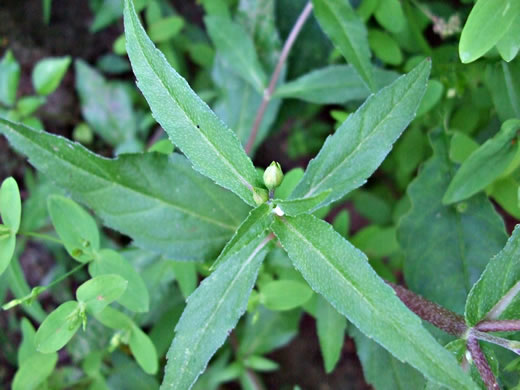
[
  {"xmin": 303, "ymin": 68, "xmax": 422, "ymax": 198},
  {"xmin": 1, "ymin": 122, "xmax": 236, "ymax": 231},
  {"xmin": 280, "ymin": 216, "xmax": 472, "ymax": 389},
  {"xmin": 171, "ymin": 236, "xmax": 267, "ymax": 389},
  {"xmin": 128, "ymin": 9, "xmax": 256, "ymax": 199}
]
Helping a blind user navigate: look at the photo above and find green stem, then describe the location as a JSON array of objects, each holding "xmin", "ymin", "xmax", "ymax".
[{"xmin": 18, "ymin": 230, "xmax": 64, "ymax": 245}]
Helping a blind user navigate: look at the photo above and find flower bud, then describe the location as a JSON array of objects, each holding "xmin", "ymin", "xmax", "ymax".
[
  {"xmin": 253, "ymin": 187, "xmax": 269, "ymax": 206},
  {"xmin": 263, "ymin": 161, "xmax": 284, "ymax": 190}
]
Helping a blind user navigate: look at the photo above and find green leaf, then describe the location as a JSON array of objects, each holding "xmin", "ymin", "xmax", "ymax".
[
  {"xmin": 0, "ymin": 119, "xmax": 249, "ymax": 260},
  {"xmin": 497, "ymin": 14, "xmax": 520, "ymax": 62},
  {"xmin": 75, "ymin": 60, "xmax": 137, "ymax": 147},
  {"xmin": 271, "ymin": 214, "xmax": 477, "ymax": 390},
  {"xmin": 18, "ymin": 318, "xmax": 37, "ymax": 364},
  {"xmin": 0, "ymin": 50, "xmax": 20, "ymax": 106},
  {"xmin": 148, "ymin": 16, "xmax": 184, "ymax": 43},
  {"xmin": 398, "ymin": 129, "xmax": 507, "ymax": 314},
  {"xmin": 290, "ymin": 60, "xmax": 431, "ymax": 208},
  {"xmin": 485, "ymin": 61, "xmax": 520, "ymax": 122},
  {"xmin": 368, "ymin": 29, "xmax": 403, "ymax": 66},
  {"xmin": 316, "ymin": 295, "xmax": 347, "ymax": 373},
  {"xmin": 76, "ymin": 274, "xmax": 128, "ymax": 314},
  {"xmin": 275, "ymin": 190, "xmax": 331, "ymax": 216},
  {"xmin": 170, "ymin": 261, "xmax": 197, "ymax": 299},
  {"xmin": 274, "ymin": 168, "xmax": 304, "ymax": 200},
  {"xmin": 273, "ymin": 65, "xmax": 398, "ymax": 104},
  {"xmin": 449, "ymin": 131, "xmax": 479, "ymax": 164},
  {"xmin": 12, "ymin": 352, "xmax": 58, "ymax": 390},
  {"xmin": 94, "ymin": 306, "xmax": 133, "ymax": 331},
  {"xmin": 35, "ymin": 301, "xmax": 81, "ymax": 353},
  {"xmin": 0, "ymin": 177, "xmax": 21, "ymax": 233},
  {"xmin": 311, "ymin": 0, "xmax": 375, "ymax": 91},
  {"xmin": 162, "ymin": 235, "xmax": 270, "ymax": 390},
  {"xmin": 417, "ymin": 80, "xmax": 444, "ymax": 117},
  {"xmin": 16, "ymin": 96, "xmax": 46, "ymax": 117},
  {"xmin": 259, "ymin": 280, "xmax": 313, "ymax": 311},
  {"xmin": 351, "ymin": 326, "xmax": 426, "ymax": 390},
  {"xmin": 243, "ymin": 355, "xmax": 279, "ymax": 372},
  {"xmin": 490, "ymin": 177, "xmax": 520, "ymax": 219},
  {"xmin": 205, "ymin": 15, "xmax": 267, "ymax": 93},
  {"xmin": 89, "ymin": 249, "xmax": 149, "ymax": 313},
  {"xmin": 211, "ymin": 203, "xmax": 273, "ymax": 271},
  {"xmin": 465, "ymin": 225, "xmax": 520, "ymax": 325},
  {"xmin": 443, "ymin": 119, "xmax": 520, "ymax": 204},
  {"xmin": 212, "ymin": 54, "xmax": 282, "ymax": 152},
  {"xmin": 238, "ymin": 306, "xmax": 301, "ymax": 356},
  {"xmin": 32, "ymin": 56, "xmax": 71, "ymax": 96},
  {"xmin": 48, "ymin": 195, "xmax": 100, "ymax": 263},
  {"xmin": 374, "ymin": 0, "xmax": 405, "ymax": 34},
  {"xmin": 129, "ymin": 325, "xmax": 159, "ymax": 374},
  {"xmin": 123, "ymin": 0, "xmax": 261, "ymax": 206},
  {"xmin": 459, "ymin": 0, "xmax": 520, "ymax": 63}
]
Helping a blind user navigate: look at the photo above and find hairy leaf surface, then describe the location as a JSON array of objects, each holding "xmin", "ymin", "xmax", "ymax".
[
  {"xmin": 466, "ymin": 225, "xmax": 520, "ymax": 325},
  {"xmin": 124, "ymin": 0, "xmax": 261, "ymax": 206},
  {"xmin": 161, "ymin": 235, "xmax": 270, "ymax": 390},
  {"xmin": 290, "ymin": 60, "xmax": 430, "ymax": 207},
  {"xmin": 0, "ymin": 119, "xmax": 249, "ymax": 261},
  {"xmin": 272, "ymin": 214, "xmax": 476, "ymax": 390}
]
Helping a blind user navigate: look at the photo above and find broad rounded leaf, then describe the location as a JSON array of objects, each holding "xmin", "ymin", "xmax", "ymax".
[
  {"xmin": 0, "ymin": 177, "xmax": 21, "ymax": 233},
  {"xmin": 48, "ymin": 195, "xmax": 100, "ymax": 263},
  {"xmin": 32, "ymin": 56, "xmax": 71, "ymax": 96},
  {"xmin": 76, "ymin": 274, "xmax": 128, "ymax": 314},
  {"xmin": 35, "ymin": 301, "xmax": 81, "ymax": 353},
  {"xmin": 89, "ymin": 249, "xmax": 149, "ymax": 313},
  {"xmin": 12, "ymin": 352, "xmax": 58, "ymax": 390}
]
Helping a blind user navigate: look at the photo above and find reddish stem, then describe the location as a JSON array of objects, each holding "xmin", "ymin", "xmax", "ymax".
[
  {"xmin": 477, "ymin": 320, "xmax": 520, "ymax": 333},
  {"xmin": 388, "ymin": 282, "xmax": 468, "ymax": 337},
  {"xmin": 466, "ymin": 336, "xmax": 500, "ymax": 390},
  {"xmin": 244, "ymin": 2, "xmax": 313, "ymax": 155}
]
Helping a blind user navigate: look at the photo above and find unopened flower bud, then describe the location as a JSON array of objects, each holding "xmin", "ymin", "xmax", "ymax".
[
  {"xmin": 263, "ymin": 161, "xmax": 284, "ymax": 190},
  {"xmin": 253, "ymin": 187, "xmax": 269, "ymax": 206}
]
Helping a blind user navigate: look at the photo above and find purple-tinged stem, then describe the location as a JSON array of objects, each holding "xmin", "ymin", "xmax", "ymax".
[
  {"xmin": 388, "ymin": 282, "xmax": 467, "ymax": 336},
  {"xmin": 477, "ymin": 319, "xmax": 520, "ymax": 333},
  {"xmin": 244, "ymin": 1, "xmax": 313, "ymax": 155},
  {"xmin": 472, "ymin": 329, "xmax": 520, "ymax": 355},
  {"xmin": 466, "ymin": 336, "xmax": 500, "ymax": 390}
]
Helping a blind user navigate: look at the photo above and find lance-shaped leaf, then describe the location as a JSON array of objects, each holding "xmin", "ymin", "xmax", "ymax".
[
  {"xmin": 273, "ymin": 65, "xmax": 398, "ymax": 104},
  {"xmin": 351, "ymin": 326, "xmax": 426, "ymax": 390},
  {"xmin": 0, "ymin": 118, "xmax": 249, "ymax": 261},
  {"xmin": 205, "ymin": 15, "xmax": 267, "ymax": 93},
  {"xmin": 443, "ymin": 119, "xmax": 520, "ymax": 204},
  {"xmin": 210, "ymin": 203, "xmax": 273, "ymax": 270},
  {"xmin": 124, "ymin": 0, "xmax": 261, "ymax": 206},
  {"xmin": 290, "ymin": 59, "xmax": 430, "ymax": 208},
  {"xmin": 12, "ymin": 352, "xmax": 58, "ymax": 390},
  {"xmin": 398, "ymin": 129, "xmax": 507, "ymax": 314},
  {"xmin": 274, "ymin": 190, "xmax": 331, "ymax": 216},
  {"xmin": 466, "ymin": 225, "xmax": 520, "ymax": 325},
  {"xmin": 459, "ymin": 0, "xmax": 520, "ymax": 64},
  {"xmin": 272, "ymin": 214, "xmax": 477, "ymax": 390},
  {"xmin": 316, "ymin": 296, "xmax": 347, "ymax": 373},
  {"xmin": 161, "ymin": 235, "xmax": 270, "ymax": 390},
  {"xmin": 312, "ymin": 0, "xmax": 375, "ymax": 91}
]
